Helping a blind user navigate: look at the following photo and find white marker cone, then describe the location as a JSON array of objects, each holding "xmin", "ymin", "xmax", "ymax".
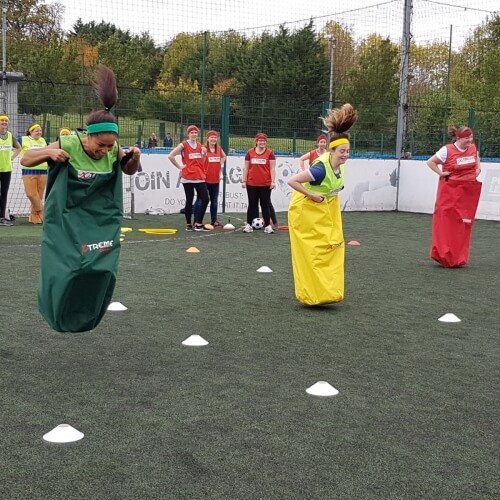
[
  {"xmin": 43, "ymin": 424, "xmax": 84, "ymax": 443},
  {"xmin": 306, "ymin": 381, "xmax": 339, "ymax": 397},
  {"xmin": 257, "ymin": 266, "xmax": 273, "ymax": 273},
  {"xmin": 182, "ymin": 335, "xmax": 209, "ymax": 346},
  {"xmin": 438, "ymin": 313, "xmax": 461, "ymax": 323},
  {"xmin": 223, "ymin": 223, "xmax": 235, "ymax": 230},
  {"xmin": 107, "ymin": 301, "xmax": 128, "ymax": 311}
]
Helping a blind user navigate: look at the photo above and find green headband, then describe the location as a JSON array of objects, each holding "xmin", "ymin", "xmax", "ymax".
[{"xmin": 87, "ymin": 122, "xmax": 119, "ymax": 135}]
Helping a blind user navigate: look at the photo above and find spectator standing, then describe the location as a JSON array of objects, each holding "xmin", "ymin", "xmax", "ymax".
[
  {"xmin": 19, "ymin": 123, "xmax": 48, "ymax": 224},
  {"xmin": 168, "ymin": 125, "xmax": 210, "ymax": 231},
  {"xmin": 299, "ymin": 134, "xmax": 328, "ymax": 170},
  {"xmin": 242, "ymin": 133, "xmax": 276, "ymax": 234},
  {"xmin": 163, "ymin": 132, "xmax": 173, "ymax": 147},
  {"xmin": 148, "ymin": 133, "xmax": 158, "ymax": 148},
  {"xmin": 194, "ymin": 130, "xmax": 226, "ymax": 227},
  {"xmin": 0, "ymin": 114, "xmax": 21, "ymax": 226}
]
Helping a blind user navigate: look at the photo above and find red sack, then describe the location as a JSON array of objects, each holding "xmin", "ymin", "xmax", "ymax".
[{"xmin": 430, "ymin": 178, "xmax": 482, "ymax": 268}]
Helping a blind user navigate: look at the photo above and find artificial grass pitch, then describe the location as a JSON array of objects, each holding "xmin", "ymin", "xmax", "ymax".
[{"xmin": 0, "ymin": 212, "xmax": 498, "ymax": 498}]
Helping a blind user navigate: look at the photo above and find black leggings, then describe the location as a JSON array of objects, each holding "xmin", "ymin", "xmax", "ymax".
[
  {"xmin": 246, "ymin": 185, "xmax": 272, "ymax": 225},
  {"xmin": 0, "ymin": 171, "xmax": 12, "ymax": 219},
  {"xmin": 183, "ymin": 182, "xmax": 209, "ymax": 224}
]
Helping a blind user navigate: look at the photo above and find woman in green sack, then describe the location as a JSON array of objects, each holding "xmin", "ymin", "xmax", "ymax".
[{"xmin": 21, "ymin": 65, "xmax": 141, "ymax": 332}]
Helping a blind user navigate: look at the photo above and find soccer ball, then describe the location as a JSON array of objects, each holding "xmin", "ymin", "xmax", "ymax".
[{"xmin": 251, "ymin": 217, "xmax": 265, "ymax": 230}]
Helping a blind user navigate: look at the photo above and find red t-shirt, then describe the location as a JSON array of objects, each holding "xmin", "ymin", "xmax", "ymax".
[
  {"xmin": 443, "ymin": 143, "xmax": 478, "ymax": 181},
  {"xmin": 181, "ymin": 140, "xmax": 205, "ymax": 180},
  {"xmin": 204, "ymin": 145, "xmax": 224, "ymax": 184},
  {"xmin": 309, "ymin": 149, "xmax": 321, "ymax": 165},
  {"xmin": 245, "ymin": 148, "xmax": 276, "ymax": 187}
]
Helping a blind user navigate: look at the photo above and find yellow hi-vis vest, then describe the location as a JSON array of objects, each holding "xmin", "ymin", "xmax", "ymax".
[
  {"xmin": 304, "ymin": 152, "xmax": 344, "ymax": 197},
  {"xmin": 21, "ymin": 136, "xmax": 48, "ymax": 170},
  {"xmin": 0, "ymin": 132, "xmax": 14, "ymax": 173}
]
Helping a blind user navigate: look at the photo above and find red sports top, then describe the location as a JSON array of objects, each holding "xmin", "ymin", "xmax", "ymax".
[
  {"xmin": 245, "ymin": 148, "xmax": 276, "ymax": 187},
  {"xmin": 181, "ymin": 140, "xmax": 205, "ymax": 180},
  {"xmin": 204, "ymin": 145, "xmax": 224, "ymax": 184},
  {"xmin": 443, "ymin": 143, "xmax": 478, "ymax": 181},
  {"xmin": 309, "ymin": 148, "xmax": 321, "ymax": 165}
]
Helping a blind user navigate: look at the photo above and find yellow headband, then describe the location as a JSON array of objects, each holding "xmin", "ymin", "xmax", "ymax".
[
  {"xmin": 29, "ymin": 123, "xmax": 41, "ymax": 134},
  {"xmin": 0, "ymin": 114, "xmax": 9, "ymax": 121},
  {"xmin": 59, "ymin": 128, "xmax": 71, "ymax": 135},
  {"xmin": 329, "ymin": 138, "xmax": 349, "ymax": 149}
]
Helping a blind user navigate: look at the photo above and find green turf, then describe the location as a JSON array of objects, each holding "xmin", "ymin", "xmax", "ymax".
[{"xmin": 0, "ymin": 212, "xmax": 498, "ymax": 499}]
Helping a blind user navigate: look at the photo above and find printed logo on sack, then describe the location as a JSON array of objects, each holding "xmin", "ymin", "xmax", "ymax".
[
  {"xmin": 81, "ymin": 240, "xmax": 114, "ymax": 254},
  {"xmin": 78, "ymin": 171, "xmax": 96, "ymax": 180}
]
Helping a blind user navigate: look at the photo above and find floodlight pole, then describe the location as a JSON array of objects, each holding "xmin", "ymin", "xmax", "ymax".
[
  {"xmin": 328, "ymin": 35, "xmax": 336, "ymax": 109},
  {"xmin": 1, "ymin": 1, "xmax": 7, "ymax": 113}
]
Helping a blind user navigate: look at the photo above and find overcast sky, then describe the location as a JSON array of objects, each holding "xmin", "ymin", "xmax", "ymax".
[{"xmin": 58, "ymin": 0, "xmax": 498, "ymax": 48}]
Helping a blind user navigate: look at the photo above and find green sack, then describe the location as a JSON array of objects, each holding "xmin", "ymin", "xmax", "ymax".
[{"xmin": 38, "ymin": 158, "xmax": 123, "ymax": 332}]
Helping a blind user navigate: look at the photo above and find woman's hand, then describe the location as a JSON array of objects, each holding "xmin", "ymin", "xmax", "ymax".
[
  {"xmin": 130, "ymin": 146, "xmax": 141, "ymax": 159},
  {"xmin": 49, "ymin": 149, "xmax": 70, "ymax": 162},
  {"xmin": 270, "ymin": 182, "xmax": 275, "ymax": 190},
  {"xmin": 309, "ymin": 193, "xmax": 325, "ymax": 203},
  {"xmin": 440, "ymin": 171, "xmax": 451, "ymax": 177}
]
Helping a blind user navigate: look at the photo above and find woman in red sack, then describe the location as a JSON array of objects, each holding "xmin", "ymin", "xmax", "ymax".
[{"xmin": 426, "ymin": 125, "xmax": 482, "ymax": 268}]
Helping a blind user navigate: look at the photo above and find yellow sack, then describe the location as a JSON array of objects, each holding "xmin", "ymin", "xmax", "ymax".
[{"xmin": 288, "ymin": 192, "xmax": 345, "ymax": 305}]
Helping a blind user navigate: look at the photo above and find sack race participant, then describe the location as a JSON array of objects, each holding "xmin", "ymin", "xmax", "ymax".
[
  {"xmin": 426, "ymin": 125, "xmax": 482, "ymax": 268},
  {"xmin": 21, "ymin": 65, "xmax": 141, "ymax": 332},
  {"xmin": 287, "ymin": 103, "xmax": 357, "ymax": 305}
]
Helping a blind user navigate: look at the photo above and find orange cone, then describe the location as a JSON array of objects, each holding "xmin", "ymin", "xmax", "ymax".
[
  {"xmin": 348, "ymin": 240, "xmax": 361, "ymax": 246},
  {"xmin": 186, "ymin": 247, "xmax": 200, "ymax": 253}
]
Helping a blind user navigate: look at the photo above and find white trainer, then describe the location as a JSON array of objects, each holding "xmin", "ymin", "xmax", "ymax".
[
  {"xmin": 243, "ymin": 223, "xmax": 253, "ymax": 233},
  {"xmin": 264, "ymin": 224, "xmax": 274, "ymax": 234}
]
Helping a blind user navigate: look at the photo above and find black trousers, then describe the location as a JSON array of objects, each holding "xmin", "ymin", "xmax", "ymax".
[
  {"xmin": 0, "ymin": 172, "xmax": 12, "ymax": 219},
  {"xmin": 183, "ymin": 182, "xmax": 209, "ymax": 224},
  {"xmin": 246, "ymin": 185, "xmax": 272, "ymax": 225}
]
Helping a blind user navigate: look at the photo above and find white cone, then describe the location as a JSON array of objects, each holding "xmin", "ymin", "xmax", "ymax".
[
  {"xmin": 107, "ymin": 301, "xmax": 128, "ymax": 311},
  {"xmin": 257, "ymin": 266, "xmax": 273, "ymax": 273},
  {"xmin": 306, "ymin": 381, "xmax": 339, "ymax": 397},
  {"xmin": 43, "ymin": 424, "xmax": 84, "ymax": 443},
  {"xmin": 182, "ymin": 335, "xmax": 209, "ymax": 346},
  {"xmin": 438, "ymin": 313, "xmax": 461, "ymax": 323},
  {"xmin": 223, "ymin": 223, "xmax": 235, "ymax": 230}
]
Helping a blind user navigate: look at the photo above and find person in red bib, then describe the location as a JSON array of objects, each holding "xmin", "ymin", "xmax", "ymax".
[
  {"xmin": 426, "ymin": 125, "xmax": 482, "ymax": 267},
  {"xmin": 298, "ymin": 134, "xmax": 328, "ymax": 171},
  {"xmin": 194, "ymin": 130, "xmax": 226, "ymax": 227},
  {"xmin": 168, "ymin": 125, "xmax": 210, "ymax": 231},
  {"xmin": 242, "ymin": 133, "xmax": 276, "ymax": 234}
]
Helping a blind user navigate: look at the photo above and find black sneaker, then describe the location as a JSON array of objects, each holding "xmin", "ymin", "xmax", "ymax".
[
  {"xmin": 194, "ymin": 223, "xmax": 211, "ymax": 232},
  {"xmin": 0, "ymin": 218, "xmax": 13, "ymax": 226},
  {"xmin": 186, "ymin": 224, "xmax": 193, "ymax": 231}
]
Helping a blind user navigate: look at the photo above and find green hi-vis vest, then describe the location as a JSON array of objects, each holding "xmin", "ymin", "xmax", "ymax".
[
  {"xmin": 0, "ymin": 132, "xmax": 13, "ymax": 173},
  {"xmin": 61, "ymin": 132, "xmax": 117, "ymax": 173},
  {"xmin": 38, "ymin": 133, "xmax": 123, "ymax": 332},
  {"xmin": 304, "ymin": 152, "xmax": 345, "ymax": 197},
  {"xmin": 21, "ymin": 136, "xmax": 48, "ymax": 170}
]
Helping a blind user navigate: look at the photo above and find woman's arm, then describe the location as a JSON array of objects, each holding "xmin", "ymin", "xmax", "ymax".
[
  {"xmin": 242, "ymin": 160, "xmax": 249, "ymax": 188},
  {"xmin": 20, "ymin": 142, "xmax": 70, "ymax": 167},
  {"xmin": 287, "ymin": 170, "xmax": 324, "ymax": 203},
  {"xmin": 168, "ymin": 144, "xmax": 184, "ymax": 170},
  {"xmin": 119, "ymin": 146, "xmax": 141, "ymax": 175},
  {"xmin": 298, "ymin": 152, "xmax": 310, "ymax": 171},
  {"xmin": 269, "ymin": 159, "xmax": 276, "ymax": 189},
  {"xmin": 426, "ymin": 154, "xmax": 450, "ymax": 177},
  {"xmin": 12, "ymin": 138, "xmax": 22, "ymax": 160}
]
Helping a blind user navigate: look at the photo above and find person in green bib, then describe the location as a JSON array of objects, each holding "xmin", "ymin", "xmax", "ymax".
[
  {"xmin": 287, "ymin": 103, "xmax": 358, "ymax": 306},
  {"xmin": 0, "ymin": 114, "xmax": 21, "ymax": 226},
  {"xmin": 19, "ymin": 123, "xmax": 48, "ymax": 224},
  {"xmin": 20, "ymin": 65, "xmax": 141, "ymax": 332}
]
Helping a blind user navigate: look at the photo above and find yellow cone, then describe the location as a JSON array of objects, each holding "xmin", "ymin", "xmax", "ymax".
[{"xmin": 186, "ymin": 247, "xmax": 200, "ymax": 253}]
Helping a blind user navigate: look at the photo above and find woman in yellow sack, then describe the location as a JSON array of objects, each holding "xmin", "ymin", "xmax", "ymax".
[{"xmin": 287, "ymin": 103, "xmax": 358, "ymax": 306}]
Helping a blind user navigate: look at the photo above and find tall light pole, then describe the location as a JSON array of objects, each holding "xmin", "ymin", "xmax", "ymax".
[
  {"xmin": 329, "ymin": 35, "xmax": 337, "ymax": 109},
  {"xmin": 1, "ymin": 1, "xmax": 7, "ymax": 113}
]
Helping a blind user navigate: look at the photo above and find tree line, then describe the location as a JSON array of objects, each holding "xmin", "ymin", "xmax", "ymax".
[{"xmin": 6, "ymin": 0, "xmax": 500, "ymax": 156}]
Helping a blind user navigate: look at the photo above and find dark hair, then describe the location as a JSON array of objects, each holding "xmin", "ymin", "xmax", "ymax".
[
  {"xmin": 448, "ymin": 125, "xmax": 472, "ymax": 138},
  {"xmin": 322, "ymin": 103, "xmax": 358, "ymax": 143},
  {"xmin": 85, "ymin": 65, "xmax": 118, "ymax": 129}
]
